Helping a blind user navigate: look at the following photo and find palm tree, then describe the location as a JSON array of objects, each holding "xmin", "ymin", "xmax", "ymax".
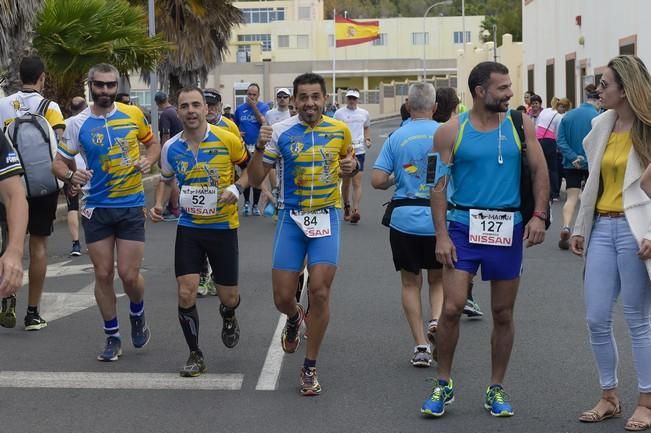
[
  {"xmin": 131, "ymin": 0, "xmax": 243, "ymax": 98},
  {"xmin": 0, "ymin": 0, "xmax": 44, "ymax": 94},
  {"xmin": 32, "ymin": 0, "xmax": 170, "ymax": 114}
]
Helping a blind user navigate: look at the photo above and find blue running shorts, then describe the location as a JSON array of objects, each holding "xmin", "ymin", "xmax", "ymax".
[
  {"xmin": 272, "ymin": 207, "xmax": 341, "ymax": 272},
  {"xmin": 448, "ymin": 221, "xmax": 523, "ymax": 281}
]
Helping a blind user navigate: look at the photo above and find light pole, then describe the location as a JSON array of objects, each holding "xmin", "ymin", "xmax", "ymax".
[
  {"xmin": 422, "ymin": 0, "xmax": 453, "ymax": 80},
  {"xmin": 148, "ymin": 0, "xmax": 158, "ymax": 134}
]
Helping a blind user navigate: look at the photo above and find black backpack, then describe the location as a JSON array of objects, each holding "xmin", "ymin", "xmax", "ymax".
[{"xmin": 510, "ymin": 110, "xmax": 551, "ymax": 230}]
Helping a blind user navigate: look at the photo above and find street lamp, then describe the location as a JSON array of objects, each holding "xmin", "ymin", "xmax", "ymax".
[{"xmin": 422, "ymin": 0, "xmax": 453, "ymax": 80}]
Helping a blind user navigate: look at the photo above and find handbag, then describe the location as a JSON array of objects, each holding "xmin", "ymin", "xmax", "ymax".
[{"xmin": 510, "ymin": 110, "xmax": 551, "ymax": 229}]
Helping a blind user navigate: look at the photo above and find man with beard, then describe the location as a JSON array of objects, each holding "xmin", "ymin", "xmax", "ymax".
[
  {"xmin": 423, "ymin": 62, "xmax": 548, "ymax": 418},
  {"xmin": 249, "ymin": 73, "xmax": 357, "ymax": 396},
  {"xmin": 149, "ymin": 87, "xmax": 249, "ymax": 377},
  {"xmin": 53, "ymin": 63, "xmax": 160, "ymax": 361},
  {"xmin": 0, "ymin": 55, "xmax": 66, "ymax": 331}
]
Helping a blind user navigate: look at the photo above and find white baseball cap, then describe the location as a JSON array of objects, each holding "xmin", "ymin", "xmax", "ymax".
[
  {"xmin": 276, "ymin": 88, "xmax": 291, "ymax": 96},
  {"xmin": 345, "ymin": 89, "xmax": 360, "ymax": 99}
]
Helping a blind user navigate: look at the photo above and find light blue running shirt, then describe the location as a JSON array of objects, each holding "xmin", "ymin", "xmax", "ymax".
[{"xmin": 374, "ymin": 118, "xmax": 440, "ymax": 236}]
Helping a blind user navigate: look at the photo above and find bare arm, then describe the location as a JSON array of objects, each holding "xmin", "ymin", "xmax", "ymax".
[
  {"xmin": 364, "ymin": 126, "xmax": 372, "ymax": 148},
  {"xmin": 248, "ymin": 125, "xmax": 273, "ymax": 187},
  {"xmin": 149, "ymin": 179, "xmax": 172, "ymax": 222},
  {"xmin": 431, "ymin": 119, "xmax": 458, "ymax": 266},
  {"xmin": 371, "ymin": 169, "xmax": 394, "ymax": 190},
  {"xmin": 135, "ymin": 136, "xmax": 161, "ymax": 174},
  {"xmin": 522, "ymin": 114, "xmax": 549, "ymax": 246},
  {"xmin": 0, "ymin": 176, "xmax": 27, "ymax": 296}
]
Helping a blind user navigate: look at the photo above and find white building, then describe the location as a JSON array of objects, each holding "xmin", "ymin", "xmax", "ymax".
[{"xmin": 523, "ymin": 0, "xmax": 649, "ymax": 108}]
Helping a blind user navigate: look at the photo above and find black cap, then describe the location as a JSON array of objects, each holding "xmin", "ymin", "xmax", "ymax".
[
  {"xmin": 154, "ymin": 91, "xmax": 167, "ymax": 104},
  {"xmin": 203, "ymin": 88, "xmax": 221, "ymax": 104}
]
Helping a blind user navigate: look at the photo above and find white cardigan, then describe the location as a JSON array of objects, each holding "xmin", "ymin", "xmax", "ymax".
[{"xmin": 573, "ymin": 110, "xmax": 651, "ymax": 278}]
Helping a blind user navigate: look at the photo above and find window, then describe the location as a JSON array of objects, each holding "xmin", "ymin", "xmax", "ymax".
[
  {"xmin": 527, "ymin": 66, "xmax": 534, "ymax": 95},
  {"xmin": 453, "ymin": 31, "xmax": 471, "ymax": 44},
  {"xmin": 237, "ymin": 34, "xmax": 271, "ymax": 51},
  {"xmin": 242, "ymin": 8, "xmax": 286, "ymax": 24},
  {"xmin": 278, "ymin": 35, "xmax": 289, "ymax": 48},
  {"xmin": 372, "ymin": 33, "xmax": 387, "ymax": 46},
  {"xmin": 566, "ymin": 57, "xmax": 576, "ymax": 107},
  {"xmin": 620, "ymin": 43, "xmax": 635, "ymax": 55},
  {"xmin": 412, "ymin": 32, "xmax": 429, "ymax": 45},
  {"xmin": 129, "ymin": 90, "xmax": 151, "ymax": 108},
  {"xmin": 298, "ymin": 6, "xmax": 311, "ymax": 20},
  {"xmin": 297, "ymin": 34, "xmax": 309, "ymax": 49},
  {"xmin": 546, "ymin": 61, "xmax": 555, "ymax": 107}
]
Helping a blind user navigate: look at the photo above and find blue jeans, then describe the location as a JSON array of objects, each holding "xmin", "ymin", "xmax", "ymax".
[{"xmin": 584, "ymin": 216, "xmax": 651, "ymax": 392}]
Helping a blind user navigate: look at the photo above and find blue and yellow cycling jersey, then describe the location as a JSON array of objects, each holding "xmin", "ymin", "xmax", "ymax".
[
  {"xmin": 58, "ymin": 103, "xmax": 153, "ymax": 208},
  {"xmin": 213, "ymin": 114, "xmax": 241, "ymax": 140},
  {"xmin": 160, "ymin": 123, "xmax": 248, "ymax": 230},
  {"xmin": 263, "ymin": 115, "xmax": 352, "ymax": 211}
]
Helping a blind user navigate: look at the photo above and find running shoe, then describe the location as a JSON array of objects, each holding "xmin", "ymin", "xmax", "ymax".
[
  {"xmin": 281, "ymin": 304, "xmax": 305, "ymax": 353},
  {"xmin": 421, "ymin": 378, "xmax": 455, "ymax": 417},
  {"xmin": 485, "ymin": 385, "xmax": 514, "ymax": 417},
  {"xmin": 24, "ymin": 311, "xmax": 48, "ymax": 331},
  {"xmin": 300, "ymin": 367, "xmax": 321, "ymax": 396},
  {"xmin": 252, "ymin": 205, "xmax": 261, "ymax": 216},
  {"xmin": 427, "ymin": 319, "xmax": 438, "ymax": 360},
  {"xmin": 350, "ymin": 210, "xmax": 361, "ymax": 224},
  {"xmin": 410, "ymin": 345, "xmax": 432, "ymax": 368},
  {"xmin": 559, "ymin": 226, "xmax": 571, "ymax": 250},
  {"xmin": 0, "ymin": 295, "xmax": 17, "ymax": 328},
  {"xmin": 463, "ymin": 298, "xmax": 484, "ymax": 319},
  {"xmin": 220, "ymin": 305, "xmax": 240, "ymax": 349},
  {"xmin": 243, "ymin": 202, "xmax": 250, "ymax": 216},
  {"xmin": 70, "ymin": 241, "xmax": 82, "ymax": 257},
  {"xmin": 343, "ymin": 203, "xmax": 351, "ymax": 222},
  {"xmin": 197, "ymin": 273, "xmax": 210, "ymax": 297},
  {"xmin": 180, "ymin": 351, "xmax": 206, "ymax": 377},
  {"xmin": 97, "ymin": 336, "xmax": 122, "ymax": 362},
  {"xmin": 130, "ymin": 313, "xmax": 151, "ymax": 348}
]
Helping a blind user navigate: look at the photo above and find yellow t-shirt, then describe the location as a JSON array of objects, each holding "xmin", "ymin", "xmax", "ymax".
[{"xmin": 596, "ymin": 131, "xmax": 632, "ymax": 213}]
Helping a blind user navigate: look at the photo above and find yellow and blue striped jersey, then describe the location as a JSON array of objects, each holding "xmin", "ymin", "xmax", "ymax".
[
  {"xmin": 213, "ymin": 114, "xmax": 241, "ymax": 139},
  {"xmin": 160, "ymin": 123, "xmax": 248, "ymax": 229},
  {"xmin": 57, "ymin": 102, "xmax": 153, "ymax": 208},
  {"xmin": 263, "ymin": 115, "xmax": 352, "ymax": 211}
]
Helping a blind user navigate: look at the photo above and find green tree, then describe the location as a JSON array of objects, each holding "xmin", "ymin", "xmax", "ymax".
[
  {"xmin": 0, "ymin": 0, "xmax": 44, "ymax": 94},
  {"xmin": 130, "ymin": 0, "xmax": 243, "ymax": 98},
  {"xmin": 32, "ymin": 0, "xmax": 170, "ymax": 113}
]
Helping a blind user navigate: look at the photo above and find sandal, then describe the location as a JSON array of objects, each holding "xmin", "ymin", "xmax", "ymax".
[
  {"xmin": 625, "ymin": 406, "xmax": 651, "ymax": 431},
  {"xmin": 579, "ymin": 398, "xmax": 622, "ymax": 423}
]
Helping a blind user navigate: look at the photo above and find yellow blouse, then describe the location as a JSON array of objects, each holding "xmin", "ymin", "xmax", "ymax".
[{"xmin": 596, "ymin": 131, "xmax": 633, "ymax": 213}]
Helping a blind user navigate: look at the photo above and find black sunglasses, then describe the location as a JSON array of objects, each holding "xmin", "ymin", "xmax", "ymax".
[{"xmin": 91, "ymin": 80, "xmax": 118, "ymax": 89}]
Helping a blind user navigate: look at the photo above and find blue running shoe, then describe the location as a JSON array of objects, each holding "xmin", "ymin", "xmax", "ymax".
[
  {"xmin": 421, "ymin": 379, "xmax": 455, "ymax": 417},
  {"xmin": 97, "ymin": 336, "xmax": 122, "ymax": 362},
  {"xmin": 484, "ymin": 385, "xmax": 514, "ymax": 417},
  {"xmin": 130, "ymin": 313, "xmax": 151, "ymax": 349}
]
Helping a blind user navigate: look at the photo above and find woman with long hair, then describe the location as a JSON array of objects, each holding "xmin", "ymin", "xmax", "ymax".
[{"xmin": 570, "ymin": 55, "xmax": 651, "ymax": 431}]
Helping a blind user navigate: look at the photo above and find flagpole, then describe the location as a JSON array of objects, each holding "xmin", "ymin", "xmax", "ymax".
[{"xmin": 332, "ymin": 8, "xmax": 336, "ymax": 107}]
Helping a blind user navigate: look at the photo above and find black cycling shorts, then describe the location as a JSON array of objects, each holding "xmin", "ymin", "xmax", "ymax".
[{"xmin": 174, "ymin": 225, "xmax": 238, "ymax": 286}]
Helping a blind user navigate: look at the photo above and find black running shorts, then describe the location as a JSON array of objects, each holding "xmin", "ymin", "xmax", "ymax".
[
  {"xmin": 27, "ymin": 191, "xmax": 59, "ymax": 236},
  {"xmin": 81, "ymin": 207, "xmax": 145, "ymax": 244},
  {"xmin": 174, "ymin": 225, "xmax": 238, "ymax": 286},
  {"xmin": 389, "ymin": 228, "xmax": 442, "ymax": 274}
]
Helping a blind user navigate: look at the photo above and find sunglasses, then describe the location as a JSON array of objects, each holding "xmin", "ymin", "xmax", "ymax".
[{"xmin": 91, "ymin": 80, "xmax": 118, "ymax": 89}]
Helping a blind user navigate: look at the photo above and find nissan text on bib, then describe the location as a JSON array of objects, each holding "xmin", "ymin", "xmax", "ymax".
[{"xmin": 468, "ymin": 209, "xmax": 514, "ymax": 247}]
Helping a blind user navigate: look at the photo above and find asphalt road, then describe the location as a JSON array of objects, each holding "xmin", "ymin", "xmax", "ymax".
[{"xmin": 0, "ymin": 118, "xmax": 639, "ymax": 433}]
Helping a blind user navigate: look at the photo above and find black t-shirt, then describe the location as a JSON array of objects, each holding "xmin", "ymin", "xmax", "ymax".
[
  {"xmin": 159, "ymin": 105, "xmax": 183, "ymax": 140},
  {"xmin": 0, "ymin": 133, "xmax": 23, "ymax": 182}
]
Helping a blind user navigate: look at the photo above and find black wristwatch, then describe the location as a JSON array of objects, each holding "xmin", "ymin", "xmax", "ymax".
[{"xmin": 64, "ymin": 170, "xmax": 75, "ymax": 182}]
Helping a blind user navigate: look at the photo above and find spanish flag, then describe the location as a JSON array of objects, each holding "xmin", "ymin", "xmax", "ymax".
[{"xmin": 335, "ymin": 16, "xmax": 380, "ymax": 48}]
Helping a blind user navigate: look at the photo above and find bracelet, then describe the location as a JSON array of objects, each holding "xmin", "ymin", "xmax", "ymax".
[
  {"xmin": 255, "ymin": 144, "xmax": 266, "ymax": 153},
  {"xmin": 226, "ymin": 184, "xmax": 240, "ymax": 199}
]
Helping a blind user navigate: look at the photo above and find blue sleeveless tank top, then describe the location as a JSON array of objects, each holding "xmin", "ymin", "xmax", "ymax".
[{"xmin": 448, "ymin": 110, "xmax": 522, "ymax": 225}]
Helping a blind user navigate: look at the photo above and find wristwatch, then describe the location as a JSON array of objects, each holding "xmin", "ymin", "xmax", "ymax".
[
  {"xmin": 533, "ymin": 210, "xmax": 547, "ymax": 221},
  {"xmin": 64, "ymin": 170, "xmax": 74, "ymax": 182},
  {"xmin": 255, "ymin": 143, "xmax": 266, "ymax": 152}
]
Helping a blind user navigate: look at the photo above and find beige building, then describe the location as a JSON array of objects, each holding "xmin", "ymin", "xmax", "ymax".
[
  {"xmin": 523, "ymin": 0, "xmax": 650, "ymax": 108},
  {"xmin": 129, "ymin": 0, "xmax": 486, "ymax": 113}
]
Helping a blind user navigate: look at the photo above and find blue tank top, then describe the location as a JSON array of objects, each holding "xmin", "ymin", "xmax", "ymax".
[{"xmin": 448, "ymin": 110, "xmax": 522, "ymax": 225}]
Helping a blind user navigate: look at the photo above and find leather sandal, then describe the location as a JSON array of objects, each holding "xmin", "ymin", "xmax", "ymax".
[
  {"xmin": 579, "ymin": 398, "xmax": 622, "ymax": 423},
  {"xmin": 625, "ymin": 406, "xmax": 651, "ymax": 431}
]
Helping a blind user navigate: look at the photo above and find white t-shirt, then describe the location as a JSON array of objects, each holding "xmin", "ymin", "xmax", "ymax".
[
  {"xmin": 0, "ymin": 90, "xmax": 65, "ymax": 131},
  {"xmin": 535, "ymin": 108, "xmax": 563, "ymax": 137},
  {"xmin": 333, "ymin": 106, "xmax": 370, "ymax": 155},
  {"xmin": 264, "ymin": 109, "xmax": 291, "ymax": 125}
]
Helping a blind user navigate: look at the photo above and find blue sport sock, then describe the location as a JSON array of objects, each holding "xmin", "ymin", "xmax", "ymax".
[
  {"xmin": 129, "ymin": 300, "xmax": 144, "ymax": 317},
  {"xmin": 104, "ymin": 317, "xmax": 120, "ymax": 337}
]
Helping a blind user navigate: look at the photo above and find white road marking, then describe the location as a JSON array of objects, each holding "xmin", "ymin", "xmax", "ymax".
[
  {"xmin": 255, "ymin": 268, "xmax": 309, "ymax": 391},
  {"xmin": 379, "ymin": 133, "xmax": 389, "ymax": 138},
  {"xmin": 0, "ymin": 371, "xmax": 243, "ymax": 390},
  {"xmin": 41, "ymin": 281, "xmax": 126, "ymax": 323},
  {"xmin": 22, "ymin": 260, "xmax": 92, "ymax": 286}
]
